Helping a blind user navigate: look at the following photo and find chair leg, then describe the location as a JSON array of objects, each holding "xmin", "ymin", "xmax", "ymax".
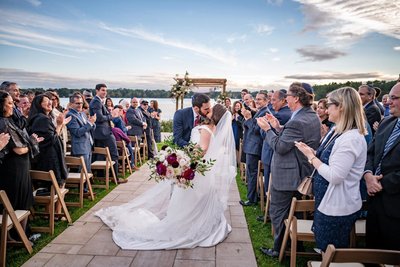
[
  {"xmin": 1, "ymin": 211, "xmax": 8, "ymax": 267},
  {"xmin": 279, "ymin": 224, "xmax": 290, "ymax": 262},
  {"xmin": 50, "ymin": 198, "xmax": 55, "ymax": 235},
  {"xmin": 105, "ymin": 168, "xmax": 109, "ymax": 190},
  {"xmin": 290, "ymin": 235, "xmax": 297, "ymax": 267},
  {"xmin": 79, "ymin": 180, "xmax": 84, "ymax": 208},
  {"xmin": 86, "ymin": 176, "xmax": 95, "ymax": 201}
]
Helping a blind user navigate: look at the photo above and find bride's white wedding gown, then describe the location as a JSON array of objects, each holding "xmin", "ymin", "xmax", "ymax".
[{"xmin": 95, "ymin": 111, "xmax": 236, "ymax": 250}]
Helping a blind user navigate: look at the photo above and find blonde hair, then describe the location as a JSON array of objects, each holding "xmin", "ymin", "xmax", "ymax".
[{"xmin": 327, "ymin": 87, "xmax": 367, "ymax": 135}]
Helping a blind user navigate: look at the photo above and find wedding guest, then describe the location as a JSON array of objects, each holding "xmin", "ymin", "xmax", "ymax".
[
  {"xmin": 119, "ymin": 99, "xmax": 130, "ymax": 123},
  {"xmin": 26, "ymin": 90, "xmax": 35, "ymax": 103},
  {"xmin": 240, "ymin": 89, "xmax": 249, "ymax": 103},
  {"xmin": 66, "ymin": 92, "xmax": 96, "ymax": 175},
  {"xmin": 267, "ymin": 90, "xmax": 274, "ymax": 112},
  {"xmin": 46, "ymin": 91, "xmax": 68, "ymax": 154},
  {"xmin": 231, "ymin": 101, "xmax": 244, "ymax": 164},
  {"xmin": 126, "ymin": 97, "xmax": 146, "ymax": 143},
  {"xmin": 105, "ymin": 97, "xmax": 114, "ymax": 112},
  {"xmin": 47, "ymin": 90, "xmax": 64, "ymax": 113},
  {"xmin": 1, "ymin": 81, "xmax": 26, "ymax": 129},
  {"xmin": 257, "ymin": 82, "xmax": 320, "ymax": 257},
  {"xmin": 374, "ymin": 87, "xmax": 385, "ymax": 116},
  {"xmin": 0, "ymin": 91, "xmax": 41, "ymax": 238},
  {"xmin": 364, "ymin": 82, "xmax": 400, "ymax": 250},
  {"xmin": 317, "ymin": 98, "xmax": 334, "ymax": 139},
  {"xmin": 382, "ymin": 94, "xmax": 390, "ymax": 117},
  {"xmin": 224, "ymin": 97, "xmax": 232, "ymax": 114},
  {"xmin": 89, "ymin": 84, "xmax": 124, "ymax": 182},
  {"xmin": 240, "ymin": 92, "xmax": 269, "ymax": 206},
  {"xmin": 82, "ymin": 90, "xmax": 93, "ymax": 105},
  {"xmin": 28, "ymin": 94, "xmax": 69, "ymax": 186},
  {"xmin": 358, "ymin": 85, "xmax": 382, "ymax": 135},
  {"xmin": 17, "ymin": 94, "xmax": 31, "ymax": 118},
  {"xmin": 149, "ymin": 100, "xmax": 161, "ymax": 142},
  {"xmin": 295, "ymin": 87, "xmax": 367, "ymax": 252},
  {"xmin": 243, "ymin": 93, "xmax": 257, "ymax": 116},
  {"xmin": 112, "ymin": 105, "xmax": 131, "ymax": 134},
  {"xmin": 139, "ymin": 99, "xmax": 154, "ymax": 159}
]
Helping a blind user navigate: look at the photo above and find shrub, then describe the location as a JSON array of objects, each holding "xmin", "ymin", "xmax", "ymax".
[{"xmin": 161, "ymin": 120, "xmax": 173, "ymax": 132}]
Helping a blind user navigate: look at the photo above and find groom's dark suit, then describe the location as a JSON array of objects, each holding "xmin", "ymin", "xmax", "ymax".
[{"xmin": 173, "ymin": 107, "xmax": 194, "ymax": 147}]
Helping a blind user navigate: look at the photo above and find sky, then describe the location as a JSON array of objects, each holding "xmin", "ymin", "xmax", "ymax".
[{"xmin": 0, "ymin": 0, "xmax": 399, "ymax": 91}]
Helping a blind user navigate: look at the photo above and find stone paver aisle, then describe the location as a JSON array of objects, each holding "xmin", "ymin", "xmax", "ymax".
[{"xmin": 23, "ymin": 166, "xmax": 257, "ymax": 267}]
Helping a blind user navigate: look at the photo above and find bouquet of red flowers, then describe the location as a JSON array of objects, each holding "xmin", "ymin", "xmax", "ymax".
[{"xmin": 148, "ymin": 143, "xmax": 215, "ymax": 189}]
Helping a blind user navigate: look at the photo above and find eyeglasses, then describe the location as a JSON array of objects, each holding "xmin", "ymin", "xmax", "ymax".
[
  {"xmin": 142, "ymin": 103, "xmax": 148, "ymax": 105},
  {"xmin": 74, "ymin": 102, "xmax": 83, "ymax": 105},
  {"xmin": 389, "ymin": 95, "xmax": 400, "ymax": 101}
]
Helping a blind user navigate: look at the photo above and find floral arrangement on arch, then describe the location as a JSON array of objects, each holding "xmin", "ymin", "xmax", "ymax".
[
  {"xmin": 170, "ymin": 71, "xmax": 192, "ymax": 99},
  {"xmin": 217, "ymin": 91, "xmax": 229, "ymax": 102},
  {"xmin": 148, "ymin": 141, "xmax": 215, "ymax": 189}
]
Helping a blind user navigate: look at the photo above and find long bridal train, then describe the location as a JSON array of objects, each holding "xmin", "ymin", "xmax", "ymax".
[{"xmin": 95, "ymin": 111, "xmax": 236, "ymax": 250}]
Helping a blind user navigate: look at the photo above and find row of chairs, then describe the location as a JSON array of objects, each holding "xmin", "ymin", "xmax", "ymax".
[{"xmin": 238, "ymin": 140, "xmax": 399, "ymax": 266}]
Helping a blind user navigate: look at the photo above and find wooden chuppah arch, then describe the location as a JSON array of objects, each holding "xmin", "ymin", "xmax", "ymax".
[{"xmin": 173, "ymin": 77, "xmax": 227, "ymax": 110}]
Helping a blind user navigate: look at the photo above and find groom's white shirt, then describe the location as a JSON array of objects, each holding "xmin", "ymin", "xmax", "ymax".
[{"xmin": 192, "ymin": 107, "xmax": 198, "ymax": 127}]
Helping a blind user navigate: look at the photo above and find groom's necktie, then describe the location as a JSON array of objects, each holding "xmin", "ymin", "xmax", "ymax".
[
  {"xmin": 194, "ymin": 115, "xmax": 200, "ymax": 127},
  {"xmin": 375, "ymin": 119, "xmax": 400, "ymax": 175}
]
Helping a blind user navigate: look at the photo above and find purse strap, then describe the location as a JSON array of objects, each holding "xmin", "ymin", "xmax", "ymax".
[{"xmin": 309, "ymin": 168, "xmax": 316, "ymax": 179}]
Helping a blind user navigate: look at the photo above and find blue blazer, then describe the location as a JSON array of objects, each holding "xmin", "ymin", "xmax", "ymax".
[
  {"xmin": 260, "ymin": 105, "xmax": 292, "ymax": 164},
  {"xmin": 173, "ymin": 107, "xmax": 194, "ymax": 147},
  {"xmin": 66, "ymin": 108, "xmax": 95, "ymax": 156},
  {"xmin": 242, "ymin": 106, "xmax": 269, "ymax": 156},
  {"xmin": 89, "ymin": 96, "xmax": 113, "ymax": 140}
]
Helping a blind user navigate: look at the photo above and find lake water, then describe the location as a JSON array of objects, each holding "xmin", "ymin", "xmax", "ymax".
[{"xmin": 60, "ymin": 98, "xmax": 235, "ymax": 121}]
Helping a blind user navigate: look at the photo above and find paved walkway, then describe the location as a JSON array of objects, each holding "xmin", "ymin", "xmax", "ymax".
[{"xmin": 22, "ymin": 166, "xmax": 257, "ymax": 267}]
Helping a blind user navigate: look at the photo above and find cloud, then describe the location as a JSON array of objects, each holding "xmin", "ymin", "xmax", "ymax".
[
  {"xmin": 25, "ymin": 0, "xmax": 41, "ymax": 7},
  {"xmin": 285, "ymin": 72, "xmax": 395, "ymax": 81},
  {"xmin": 227, "ymin": 34, "xmax": 247, "ymax": 44},
  {"xmin": 255, "ymin": 24, "xmax": 275, "ymax": 35},
  {"xmin": 266, "ymin": 0, "xmax": 284, "ymax": 6},
  {"xmin": 296, "ymin": 46, "xmax": 347, "ymax": 61},
  {"xmin": 394, "ymin": 46, "xmax": 400, "ymax": 51},
  {"xmin": 0, "ymin": 40, "xmax": 79, "ymax": 58},
  {"xmin": 295, "ymin": 0, "xmax": 400, "ymax": 47},
  {"xmin": 269, "ymin": 48, "xmax": 278, "ymax": 53},
  {"xmin": 272, "ymin": 57, "xmax": 280, "ymax": 61},
  {"xmin": 99, "ymin": 23, "xmax": 236, "ymax": 65}
]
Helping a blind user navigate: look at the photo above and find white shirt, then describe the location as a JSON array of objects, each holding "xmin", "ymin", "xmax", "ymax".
[{"xmin": 317, "ymin": 129, "xmax": 367, "ymax": 216}]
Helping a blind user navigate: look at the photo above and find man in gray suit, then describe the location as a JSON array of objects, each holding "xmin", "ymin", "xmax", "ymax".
[
  {"xmin": 126, "ymin": 97, "xmax": 147, "ymax": 138},
  {"xmin": 257, "ymin": 83, "xmax": 321, "ymax": 257}
]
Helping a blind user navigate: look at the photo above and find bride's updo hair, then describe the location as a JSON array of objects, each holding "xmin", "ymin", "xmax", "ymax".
[{"xmin": 211, "ymin": 103, "xmax": 227, "ymax": 125}]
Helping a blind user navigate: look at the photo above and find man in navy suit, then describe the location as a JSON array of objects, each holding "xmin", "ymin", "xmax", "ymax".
[
  {"xmin": 358, "ymin": 85, "xmax": 382, "ymax": 135},
  {"xmin": 364, "ymin": 82, "xmax": 400, "ymax": 250},
  {"xmin": 66, "ymin": 93, "xmax": 96, "ymax": 174},
  {"xmin": 240, "ymin": 92, "xmax": 270, "ymax": 206},
  {"xmin": 173, "ymin": 93, "xmax": 211, "ymax": 147},
  {"xmin": 89, "ymin": 84, "xmax": 126, "ymax": 183}
]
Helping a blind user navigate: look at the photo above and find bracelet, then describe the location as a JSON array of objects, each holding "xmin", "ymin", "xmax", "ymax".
[{"xmin": 308, "ymin": 156, "xmax": 317, "ymax": 165}]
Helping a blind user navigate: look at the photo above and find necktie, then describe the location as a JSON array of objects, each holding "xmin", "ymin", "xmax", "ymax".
[
  {"xmin": 375, "ymin": 119, "xmax": 400, "ymax": 175},
  {"xmin": 194, "ymin": 115, "xmax": 200, "ymax": 127}
]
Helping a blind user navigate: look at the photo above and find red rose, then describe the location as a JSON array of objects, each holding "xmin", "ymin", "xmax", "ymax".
[
  {"xmin": 182, "ymin": 168, "xmax": 195, "ymax": 180},
  {"xmin": 166, "ymin": 153, "xmax": 177, "ymax": 164},
  {"xmin": 156, "ymin": 162, "xmax": 167, "ymax": 175}
]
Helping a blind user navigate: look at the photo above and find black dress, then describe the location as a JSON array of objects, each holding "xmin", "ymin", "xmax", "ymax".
[
  {"xmin": 28, "ymin": 113, "xmax": 67, "ymax": 186},
  {"xmin": 0, "ymin": 117, "xmax": 34, "ymax": 211}
]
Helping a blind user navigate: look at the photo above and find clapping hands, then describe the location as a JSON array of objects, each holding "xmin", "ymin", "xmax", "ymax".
[
  {"xmin": 88, "ymin": 113, "xmax": 97, "ymax": 124},
  {"xmin": 56, "ymin": 112, "xmax": 72, "ymax": 126}
]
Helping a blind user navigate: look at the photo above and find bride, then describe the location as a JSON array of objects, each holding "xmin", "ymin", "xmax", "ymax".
[{"xmin": 96, "ymin": 103, "xmax": 237, "ymax": 250}]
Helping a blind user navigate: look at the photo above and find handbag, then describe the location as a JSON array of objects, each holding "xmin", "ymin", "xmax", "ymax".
[{"xmin": 297, "ymin": 168, "xmax": 316, "ymax": 196}]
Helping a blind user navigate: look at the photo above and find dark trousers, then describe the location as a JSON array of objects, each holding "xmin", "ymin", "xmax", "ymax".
[
  {"xmin": 263, "ymin": 163, "xmax": 271, "ymax": 194},
  {"xmin": 245, "ymin": 153, "xmax": 260, "ymax": 203},
  {"xmin": 366, "ymin": 194, "xmax": 400, "ymax": 250},
  {"xmin": 94, "ymin": 134, "xmax": 119, "ymax": 176}
]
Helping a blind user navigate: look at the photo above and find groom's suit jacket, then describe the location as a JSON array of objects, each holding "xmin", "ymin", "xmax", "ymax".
[
  {"xmin": 173, "ymin": 107, "xmax": 194, "ymax": 147},
  {"xmin": 265, "ymin": 107, "xmax": 320, "ymax": 191}
]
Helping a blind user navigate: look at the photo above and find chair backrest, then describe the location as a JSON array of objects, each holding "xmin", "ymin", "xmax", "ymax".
[
  {"xmin": 65, "ymin": 155, "xmax": 90, "ymax": 179},
  {"xmin": 93, "ymin": 146, "xmax": 113, "ymax": 163},
  {"xmin": 321, "ymin": 244, "xmax": 400, "ymax": 267}
]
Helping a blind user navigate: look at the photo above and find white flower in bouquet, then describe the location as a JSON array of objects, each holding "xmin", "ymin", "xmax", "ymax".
[
  {"xmin": 166, "ymin": 166, "xmax": 174, "ymax": 179},
  {"xmin": 159, "ymin": 154, "xmax": 166, "ymax": 162},
  {"xmin": 179, "ymin": 158, "xmax": 187, "ymax": 167},
  {"xmin": 174, "ymin": 167, "xmax": 182, "ymax": 176},
  {"xmin": 163, "ymin": 160, "xmax": 168, "ymax": 166}
]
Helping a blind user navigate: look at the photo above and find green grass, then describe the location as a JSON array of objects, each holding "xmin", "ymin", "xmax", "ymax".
[
  {"xmin": 235, "ymin": 173, "xmax": 311, "ymax": 267},
  {"xmin": 5, "ymin": 167, "xmax": 135, "ymax": 267}
]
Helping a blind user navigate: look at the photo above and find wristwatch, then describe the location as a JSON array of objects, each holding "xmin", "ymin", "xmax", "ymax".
[{"xmin": 308, "ymin": 156, "xmax": 317, "ymax": 164}]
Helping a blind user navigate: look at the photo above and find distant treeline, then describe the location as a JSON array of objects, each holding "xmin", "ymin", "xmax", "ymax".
[{"xmin": 22, "ymin": 79, "xmax": 397, "ymax": 101}]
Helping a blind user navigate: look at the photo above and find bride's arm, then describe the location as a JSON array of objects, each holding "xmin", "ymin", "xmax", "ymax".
[{"xmin": 198, "ymin": 128, "xmax": 212, "ymax": 154}]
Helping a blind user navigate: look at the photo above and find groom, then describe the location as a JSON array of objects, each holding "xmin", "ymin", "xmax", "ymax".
[{"xmin": 173, "ymin": 93, "xmax": 211, "ymax": 147}]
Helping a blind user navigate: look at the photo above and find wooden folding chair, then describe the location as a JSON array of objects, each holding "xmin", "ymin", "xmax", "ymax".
[
  {"xmin": 279, "ymin": 197, "xmax": 317, "ymax": 267},
  {"xmin": 308, "ymin": 244, "xmax": 400, "ymax": 267},
  {"xmin": 257, "ymin": 160, "xmax": 265, "ymax": 212},
  {"xmin": 129, "ymin": 135, "xmax": 142, "ymax": 166},
  {"xmin": 65, "ymin": 156, "xmax": 95, "ymax": 207},
  {"xmin": 91, "ymin": 147, "xmax": 118, "ymax": 190},
  {"xmin": 30, "ymin": 170, "xmax": 72, "ymax": 235},
  {"xmin": 350, "ymin": 200, "xmax": 367, "ymax": 247},
  {"xmin": 140, "ymin": 134, "xmax": 148, "ymax": 160},
  {"xmin": 0, "ymin": 191, "xmax": 32, "ymax": 267},
  {"xmin": 116, "ymin": 140, "xmax": 132, "ymax": 175},
  {"xmin": 239, "ymin": 138, "xmax": 246, "ymax": 182},
  {"xmin": 263, "ymin": 174, "xmax": 272, "ymax": 224}
]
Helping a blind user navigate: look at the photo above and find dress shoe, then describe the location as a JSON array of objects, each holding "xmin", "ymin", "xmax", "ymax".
[
  {"xmin": 239, "ymin": 200, "xmax": 257, "ymax": 206},
  {"xmin": 260, "ymin": 247, "xmax": 279, "ymax": 257},
  {"xmin": 117, "ymin": 178, "xmax": 128, "ymax": 184},
  {"xmin": 132, "ymin": 166, "xmax": 140, "ymax": 171}
]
